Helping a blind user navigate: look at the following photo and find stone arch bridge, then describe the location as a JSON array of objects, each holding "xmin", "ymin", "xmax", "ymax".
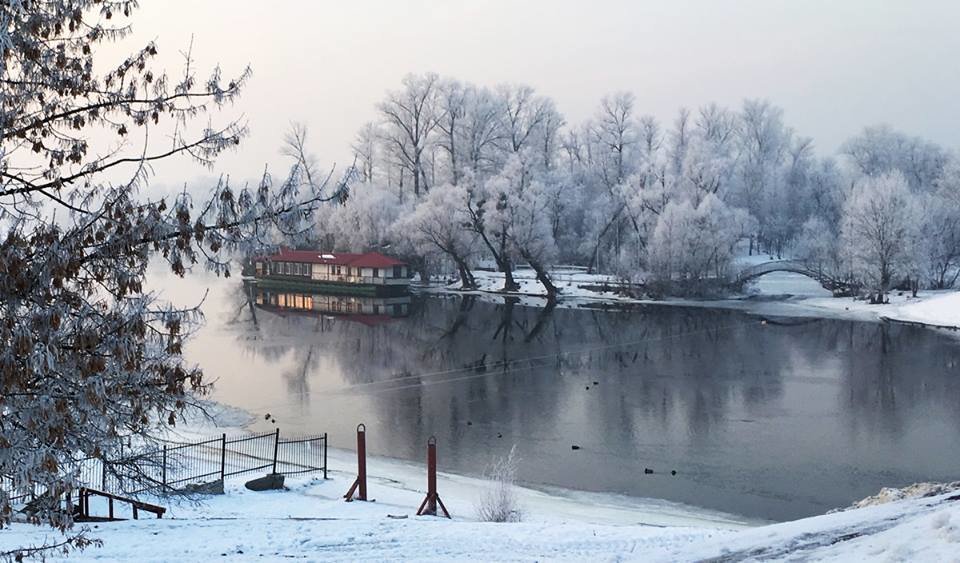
[{"xmin": 733, "ymin": 260, "xmax": 855, "ymax": 294}]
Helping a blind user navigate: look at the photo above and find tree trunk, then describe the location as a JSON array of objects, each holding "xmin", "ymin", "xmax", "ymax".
[
  {"xmin": 499, "ymin": 256, "xmax": 519, "ymax": 292},
  {"xmin": 414, "ymin": 153, "xmax": 422, "ymax": 196},
  {"xmin": 587, "ymin": 206, "xmax": 624, "ymax": 274},
  {"xmin": 497, "ymin": 230, "xmax": 520, "ymax": 292},
  {"xmin": 454, "ymin": 256, "xmax": 477, "ymax": 290},
  {"xmin": 527, "ymin": 257, "xmax": 559, "ymax": 301}
]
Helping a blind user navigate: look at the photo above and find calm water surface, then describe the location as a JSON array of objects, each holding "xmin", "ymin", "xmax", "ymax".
[{"xmin": 157, "ymin": 271, "xmax": 960, "ymax": 522}]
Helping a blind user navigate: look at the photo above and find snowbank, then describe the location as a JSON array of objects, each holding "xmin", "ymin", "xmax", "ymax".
[
  {"xmin": 888, "ymin": 291, "xmax": 960, "ymax": 328},
  {"xmin": 423, "ymin": 267, "xmax": 960, "ymax": 331},
  {"xmin": 3, "ymin": 401, "xmax": 958, "ymax": 561},
  {"xmin": 4, "ymin": 466, "xmax": 959, "ymax": 561}
]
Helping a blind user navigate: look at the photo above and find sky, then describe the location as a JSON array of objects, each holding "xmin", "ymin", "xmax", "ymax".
[{"xmin": 107, "ymin": 0, "xmax": 960, "ymax": 187}]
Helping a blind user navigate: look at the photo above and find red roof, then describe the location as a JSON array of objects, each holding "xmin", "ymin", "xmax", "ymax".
[{"xmin": 263, "ymin": 248, "xmax": 406, "ymax": 268}]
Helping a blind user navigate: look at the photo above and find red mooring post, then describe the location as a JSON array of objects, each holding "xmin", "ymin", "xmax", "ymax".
[
  {"xmin": 344, "ymin": 423, "xmax": 367, "ymax": 501},
  {"xmin": 416, "ymin": 436, "xmax": 450, "ymax": 518}
]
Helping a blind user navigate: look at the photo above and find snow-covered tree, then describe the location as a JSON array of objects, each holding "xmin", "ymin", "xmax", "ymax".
[
  {"xmin": 842, "ymin": 125, "xmax": 947, "ymax": 191},
  {"xmin": 482, "ymin": 156, "xmax": 560, "ymax": 298},
  {"xmin": 352, "ymin": 122, "xmax": 380, "ymax": 183},
  {"xmin": 795, "ymin": 216, "xmax": 842, "ymax": 278},
  {"xmin": 840, "ymin": 173, "xmax": 920, "ymax": 298},
  {"xmin": 379, "ymin": 73, "xmax": 442, "ymax": 197},
  {"xmin": 646, "ymin": 194, "xmax": 752, "ymax": 290},
  {"xmin": 318, "ymin": 184, "xmax": 405, "ymax": 252},
  {"xmin": 918, "ymin": 158, "xmax": 960, "ymax": 288},
  {"xmin": 398, "ymin": 182, "xmax": 478, "ymax": 288},
  {"xmin": 0, "ymin": 3, "xmax": 342, "ymax": 553},
  {"xmin": 459, "ymin": 86, "xmax": 504, "ymax": 177},
  {"xmin": 734, "ymin": 99, "xmax": 793, "ymax": 254},
  {"xmin": 436, "ymin": 79, "xmax": 468, "ymax": 186}
]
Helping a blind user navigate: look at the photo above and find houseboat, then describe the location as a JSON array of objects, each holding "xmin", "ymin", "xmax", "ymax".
[
  {"xmin": 253, "ymin": 248, "xmax": 410, "ymax": 296},
  {"xmin": 253, "ymin": 287, "xmax": 410, "ymax": 326}
]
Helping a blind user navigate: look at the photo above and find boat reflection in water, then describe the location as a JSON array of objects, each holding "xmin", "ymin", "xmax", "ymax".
[{"xmin": 252, "ymin": 285, "xmax": 411, "ymax": 325}]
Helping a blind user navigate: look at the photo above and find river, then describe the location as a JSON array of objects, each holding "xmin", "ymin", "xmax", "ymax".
[{"xmin": 154, "ymin": 269, "xmax": 960, "ymax": 522}]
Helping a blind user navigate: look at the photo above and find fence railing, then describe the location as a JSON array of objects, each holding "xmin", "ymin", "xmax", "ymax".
[{"xmin": 2, "ymin": 429, "xmax": 327, "ymax": 507}]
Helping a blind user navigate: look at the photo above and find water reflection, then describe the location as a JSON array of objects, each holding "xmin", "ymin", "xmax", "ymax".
[{"xmin": 198, "ymin": 283, "xmax": 960, "ymax": 521}]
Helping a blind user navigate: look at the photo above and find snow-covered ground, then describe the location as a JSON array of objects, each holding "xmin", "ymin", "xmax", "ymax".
[
  {"xmin": 744, "ymin": 272, "xmax": 960, "ymax": 329},
  {"xmin": 421, "ymin": 266, "xmax": 960, "ymax": 331},
  {"xmin": 3, "ymin": 455, "xmax": 959, "ymax": 561},
  {"xmin": 4, "ymin": 395, "xmax": 960, "ymax": 560}
]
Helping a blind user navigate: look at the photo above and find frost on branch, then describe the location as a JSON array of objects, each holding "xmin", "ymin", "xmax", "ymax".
[{"xmin": 0, "ymin": 1, "xmax": 345, "ymax": 545}]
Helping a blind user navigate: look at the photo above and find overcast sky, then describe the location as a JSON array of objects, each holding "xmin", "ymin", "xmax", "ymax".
[{"xmin": 114, "ymin": 0, "xmax": 960, "ymax": 185}]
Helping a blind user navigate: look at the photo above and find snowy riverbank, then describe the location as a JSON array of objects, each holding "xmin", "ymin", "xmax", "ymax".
[
  {"xmin": 420, "ymin": 268, "xmax": 960, "ymax": 331},
  {"xmin": 4, "ymin": 399, "xmax": 960, "ymax": 560},
  {"xmin": 3, "ymin": 454, "xmax": 959, "ymax": 561}
]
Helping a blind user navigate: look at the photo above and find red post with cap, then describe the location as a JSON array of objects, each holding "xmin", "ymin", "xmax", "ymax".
[
  {"xmin": 416, "ymin": 436, "xmax": 450, "ymax": 518},
  {"xmin": 344, "ymin": 423, "xmax": 367, "ymax": 502}
]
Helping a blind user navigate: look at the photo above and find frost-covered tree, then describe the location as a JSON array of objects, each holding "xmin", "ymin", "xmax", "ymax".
[
  {"xmin": 734, "ymin": 99, "xmax": 793, "ymax": 254},
  {"xmin": 795, "ymin": 216, "xmax": 842, "ymax": 278},
  {"xmin": 459, "ymin": 86, "xmax": 504, "ymax": 177},
  {"xmin": 0, "ymin": 2, "xmax": 341, "ymax": 553},
  {"xmin": 482, "ymin": 156, "xmax": 560, "ymax": 298},
  {"xmin": 435, "ymin": 79, "xmax": 467, "ymax": 186},
  {"xmin": 646, "ymin": 194, "xmax": 752, "ymax": 290},
  {"xmin": 317, "ymin": 183, "xmax": 405, "ymax": 253},
  {"xmin": 842, "ymin": 125, "xmax": 947, "ymax": 191},
  {"xmin": 398, "ymin": 182, "xmax": 478, "ymax": 288},
  {"xmin": 918, "ymin": 158, "xmax": 960, "ymax": 288},
  {"xmin": 379, "ymin": 73, "xmax": 442, "ymax": 197},
  {"xmin": 352, "ymin": 122, "xmax": 380, "ymax": 183},
  {"xmin": 496, "ymin": 84, "xmax": 552, "ymax": 155},
  {"xmin": 840, "ymin": 173, "xmax": 920, "ymax": 298}
]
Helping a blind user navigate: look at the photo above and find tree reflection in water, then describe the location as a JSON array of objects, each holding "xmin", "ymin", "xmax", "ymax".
[{"xmin": 215, "ymin": 285, "xmax": 960, "ymax": 522}]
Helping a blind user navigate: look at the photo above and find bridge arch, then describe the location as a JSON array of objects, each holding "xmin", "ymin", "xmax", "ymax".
[{"xmin": 733, "ymin": 260, "xmax": 853, "ymax": 294}]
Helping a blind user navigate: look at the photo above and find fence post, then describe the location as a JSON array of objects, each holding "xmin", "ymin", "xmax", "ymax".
[
  {"xmin": 220, "ymin": 433, "xmax": 227, "ymax": 482},
  {"xmin": 101, "ymin": 459, "xmax": 107, "ymax": 491},
  {"xmin": 344, "ymin": 424, "xmax": 367, "ymax": 501},
  {"xmin": 416, "ymin": 436, "xmax": 450, "ymax": 518},
  {"xmin": 272, "ymin": 428, "xmax": 280, "ymax": 474},
  {"xmin": 323, "ymin": 432, "xmax": 328, "ymax": 480},
  {"xmin": 161, "ymin": 445, "xmax": 167, "ymax": 492}
]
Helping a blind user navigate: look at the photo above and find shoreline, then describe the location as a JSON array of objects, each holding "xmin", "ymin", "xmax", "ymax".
[
  {"xmin": 415, "ymin": 280, "xmax": 960, "ymax": 332},
  {"xmin": 170, "ymin": 400, "xmax": 759, "ymax": 530}
]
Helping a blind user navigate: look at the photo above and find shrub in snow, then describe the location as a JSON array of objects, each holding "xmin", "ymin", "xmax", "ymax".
[{"xmin": 475, "ymin": 446, "xmax": 523, "ymax": 523}]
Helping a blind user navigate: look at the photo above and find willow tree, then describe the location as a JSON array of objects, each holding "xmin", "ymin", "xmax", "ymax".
[{"xmin": 1, "ymin": 2, "xmax": 339, "ymax": 557}]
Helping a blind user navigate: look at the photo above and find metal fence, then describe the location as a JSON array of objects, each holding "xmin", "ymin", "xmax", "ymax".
[{"xmin": 3, "ymin": 430, "xmax": 327, "ymax": 506}]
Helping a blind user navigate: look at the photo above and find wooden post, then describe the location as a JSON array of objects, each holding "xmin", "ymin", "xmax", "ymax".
[
  {"xmin": 108, "ymin": 497, "xmax": 114, "ymax": 520},
  {"xmin": 132, "ymin": 505, "xmax": 138, "ymax": 520},
  {"xmin": 272, "ymin": 428, "xmax": 280, "ymax": 474},
  {"xmin": 344, "ymin": 424, "xmax": 367, "ymax": 501},
  {"xmin": 416, "ymin": 436, "xmax": 450, "ymax": 518}
]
